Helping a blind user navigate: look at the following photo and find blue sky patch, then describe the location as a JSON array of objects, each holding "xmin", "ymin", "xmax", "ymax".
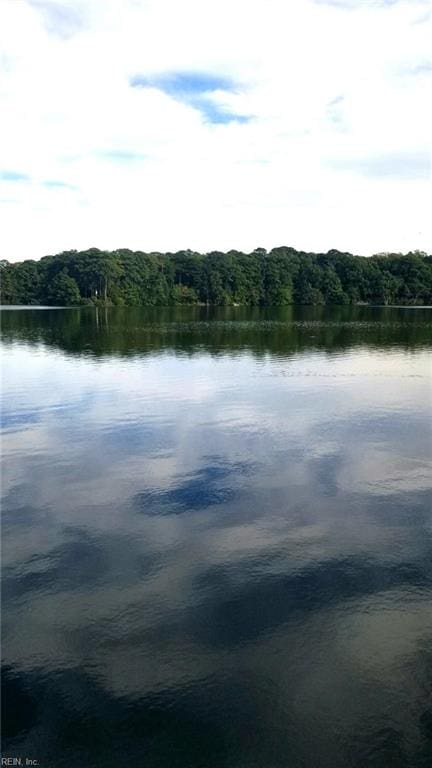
[
  {"xmin": 190, "ymin": 98, "xmax": 250, "ymax": 125},
  {"xmin": 27, "ymin": 0, "xmax": 86, "ymax": 39},
  {"xmin": 405, "ymin": 61, "xmax": 432, "ymax": 75},
  {"xmin": 130, "ymin": 71, "xmax": 250, "ymax": 125},
  {"xmin": 130, "ymin": 71, "xmax": 236, "ymax": 96},
  {"xmin": 0, "ymin": 170, "xmax": 30, "ymax": 182}
]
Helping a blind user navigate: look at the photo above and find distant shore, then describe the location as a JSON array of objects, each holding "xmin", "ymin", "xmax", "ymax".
[{"xmin": 1, "ymin": 247, "xmax": 431, "ymax": 307}]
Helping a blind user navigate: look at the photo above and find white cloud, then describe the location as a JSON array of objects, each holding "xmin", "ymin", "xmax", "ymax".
[{"xmin": 0, "ymin": 0, "xmax": 430, "ymax": 261}]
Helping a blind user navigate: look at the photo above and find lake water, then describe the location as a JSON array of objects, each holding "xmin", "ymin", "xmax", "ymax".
[{"xmin": 2, "ymin": 306, "xmax": 432, "ymax": 768}]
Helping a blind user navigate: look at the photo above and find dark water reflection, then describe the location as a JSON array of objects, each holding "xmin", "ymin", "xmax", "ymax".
[{"xmin": 2, "ymin": 306, "xmax": 432, "ymax": 768}]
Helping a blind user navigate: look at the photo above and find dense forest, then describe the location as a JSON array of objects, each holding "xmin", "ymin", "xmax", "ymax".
[{"xmin": 1, "ymin": 247, "xmax": 431, "ymax": 306}]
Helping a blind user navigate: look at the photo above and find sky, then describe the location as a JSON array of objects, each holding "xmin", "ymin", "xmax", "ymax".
[{"xmin": 0, "ymin": 0, "xmax": 431, "ymax": 262}]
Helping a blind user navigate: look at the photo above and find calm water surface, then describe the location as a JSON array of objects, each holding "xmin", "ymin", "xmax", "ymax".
[{"xmin": 2, "ymin": 306, "xmax": 432, "ymax": 768}]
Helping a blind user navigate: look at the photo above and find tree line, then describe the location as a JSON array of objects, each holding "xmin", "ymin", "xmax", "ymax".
[{"xmin": 1, "ymin": 247, "xmax": 431, "ymax": 306}]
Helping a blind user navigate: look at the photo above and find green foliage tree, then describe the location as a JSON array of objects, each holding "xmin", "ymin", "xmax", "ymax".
[
  {"xmin": 0, "ymin": 262, "xmax": 17, "ymax": 304},
  {"xmin": 47, "ymin": 269, "xmax": 81, "ymax": 305},
  {"xmin": 1, "ymin": 247, "xmax": 431, "ymax": 307},
  {"xmin": 321, "ymin": 267, "xmax": 349, "ymax": 305},
  {"xmin": 172, "ymin": 284, "xmax": 198, "ymax": 304}
]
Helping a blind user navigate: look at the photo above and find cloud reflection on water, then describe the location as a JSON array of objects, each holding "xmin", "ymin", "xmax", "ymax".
[{"xmin": 2, "ymin": 308, "xmax": 432, "ymax": 767}]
